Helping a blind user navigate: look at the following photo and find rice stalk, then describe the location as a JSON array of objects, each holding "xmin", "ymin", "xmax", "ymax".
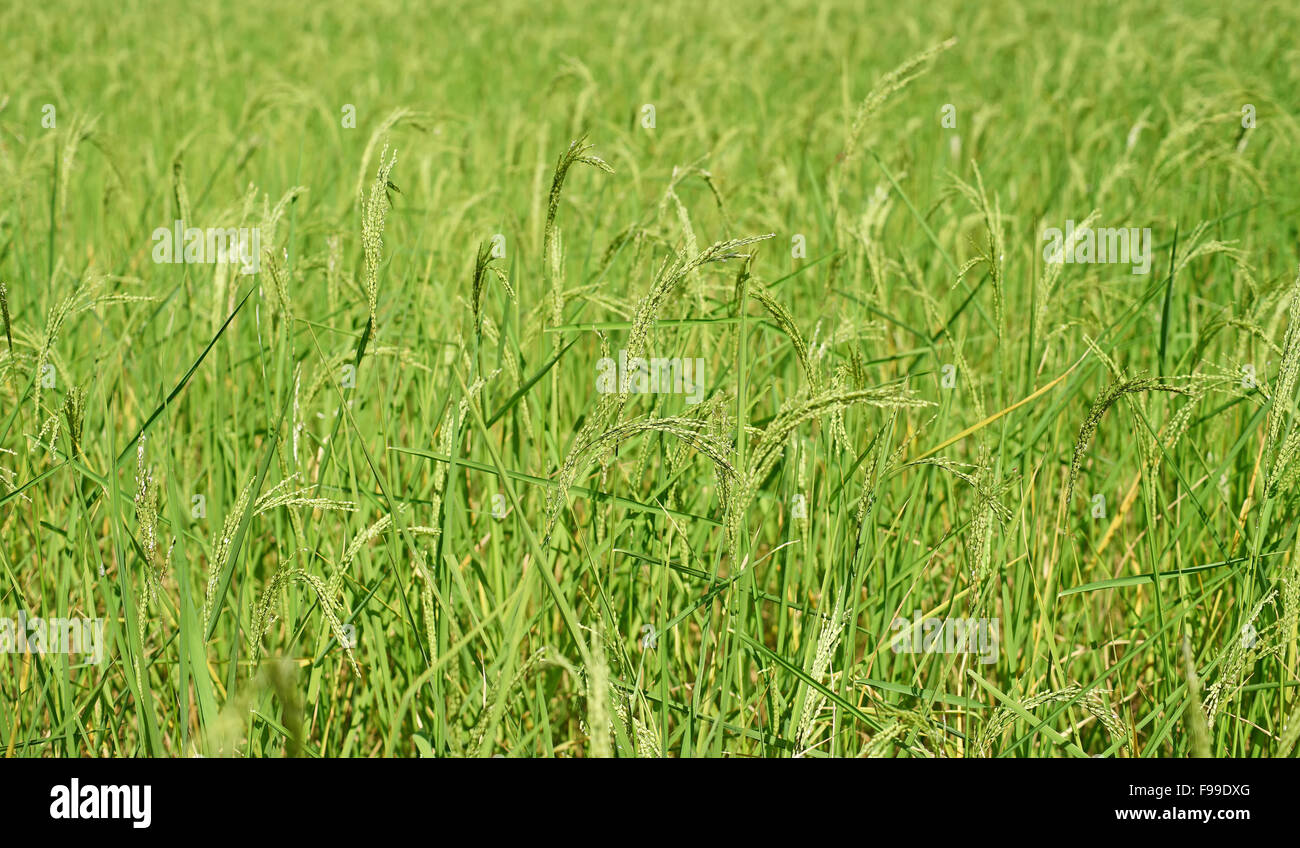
[
  {"xmin": 978, "ymin": 685, "xmax": 1127, "ymax": 755},
  {"xmin": 361, "ymin": 145, "xmax": 398, "ymax": 337}
]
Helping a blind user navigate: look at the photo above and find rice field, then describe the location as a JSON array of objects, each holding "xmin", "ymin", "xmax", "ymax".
[{"xmin": 3, "ymin": 0, "xmax": 1300, "ymax": 757}]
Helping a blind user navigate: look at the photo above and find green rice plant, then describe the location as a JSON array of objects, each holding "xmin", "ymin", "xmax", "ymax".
[
  {"xmin": 5, "ymin": 0, "xmax": 1300, "ymax": 759},
  {"xmin": 977, "ymin": 685, "xmax": 1128, "ymax": 756},
  {"xmin": 361, "ymin": 146, "xmax": 398, "ymax": 337}
]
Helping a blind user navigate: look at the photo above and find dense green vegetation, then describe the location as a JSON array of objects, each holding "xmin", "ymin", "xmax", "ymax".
[{"xmin": 3, "ymin": 0, "xmax": 1300, "ymax": 756}]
